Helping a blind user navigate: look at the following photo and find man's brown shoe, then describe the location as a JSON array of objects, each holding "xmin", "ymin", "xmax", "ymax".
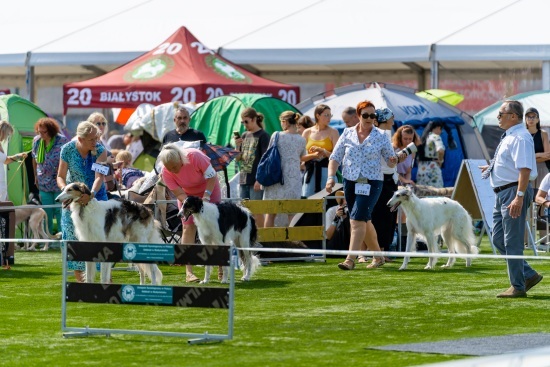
[
  {"xmin": 496, "ymin": 286, "xmax": 527, "ymax": 298},
  {"xmin": 526, "ymin": 273, "xmax": 543, "ymax": 292}
]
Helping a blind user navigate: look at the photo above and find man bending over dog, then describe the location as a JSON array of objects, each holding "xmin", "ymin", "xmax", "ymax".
[{"xmin": 480, "ymin": 100, "xmax": 543, "ymax": 298}]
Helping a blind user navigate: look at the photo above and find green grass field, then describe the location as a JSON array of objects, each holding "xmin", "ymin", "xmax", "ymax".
[{"xmin": 1, "ymin": 241, "xmax": 549, "ymax": 367}]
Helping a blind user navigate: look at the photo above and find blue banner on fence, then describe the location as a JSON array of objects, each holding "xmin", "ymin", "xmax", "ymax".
[
  {"xmin": 123, "ymin": 243, "xmax": 175, "ymax": 262},
  {"xmin": 121, "ymin": 285, "xmax": 173, "ymax": 304}
]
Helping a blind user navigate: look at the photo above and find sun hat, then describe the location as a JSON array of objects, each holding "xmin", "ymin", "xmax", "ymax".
[{"xmin": 375, "ymin": 108, "xmax": 394, "ymax": 123}]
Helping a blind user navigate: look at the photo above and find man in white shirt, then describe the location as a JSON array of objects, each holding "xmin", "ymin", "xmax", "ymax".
[{"xmin": 480, "ymin": 99, "xmax": 542, "ymax": 298}]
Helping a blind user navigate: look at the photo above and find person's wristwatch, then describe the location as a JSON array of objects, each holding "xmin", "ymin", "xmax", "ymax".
[
  {"xmin": 517, "ymin": 190, "xmax": 524, "ymax": 198},
  {"xmin": 328, "ymin": 175, "xmax": 337, "ymax": 182}
]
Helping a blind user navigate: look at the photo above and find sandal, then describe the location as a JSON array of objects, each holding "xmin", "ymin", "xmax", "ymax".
[
  {"xmin": 357, "ymin": 256, "xmax": 369, "ymax": 263},
  {"xmin": 186, "ymin": 273, "xmax": 200, "ymax": 283},
  {"xmin": 366, "ymin": 258, "xmax": 385, "ymax": 269},
  {"xmin": 338, "ymin": 259, "xmax": 355, "ymax": 270}
]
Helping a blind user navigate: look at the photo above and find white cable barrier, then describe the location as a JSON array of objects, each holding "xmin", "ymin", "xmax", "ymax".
[{"xmin": 60, "ymin": 241, "xmax": 237, "ymax": 344}]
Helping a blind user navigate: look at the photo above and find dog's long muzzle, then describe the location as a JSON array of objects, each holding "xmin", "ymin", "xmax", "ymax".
[
  {"xmin": 387, "ymin": 200, "xmax": 401, "ymax": 213},
  {"xmin": 178, "ymin": 209, "xmax": 193, "ymax": 222},
  {"xmin": 55, "ymin": 193, "xmax": 73, "ymax": 209}
]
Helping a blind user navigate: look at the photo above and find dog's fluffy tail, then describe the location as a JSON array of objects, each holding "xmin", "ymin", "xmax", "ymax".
[{"xmin": 240, "ymin": 254, "xmax": 261, "ymax": 278}]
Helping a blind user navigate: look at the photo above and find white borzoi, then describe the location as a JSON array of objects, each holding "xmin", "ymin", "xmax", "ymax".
[
  {"xmin": 55, "ymin": 182, "xmax": 163, "ymax": 285},
  {"xmin": 15, "ymin": 202, "xmax": 57, "ymax": 251},
  {"xmin": 387, "ymin": 187, "xmax": 478, "ymax": 270},
  {"xmin": 179, "ymin": 196, "xmax": 260, "ymax": 283}
]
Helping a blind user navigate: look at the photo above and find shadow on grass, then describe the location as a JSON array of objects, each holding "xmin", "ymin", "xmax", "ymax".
[
  {"xmin": 1, "ymin": 268, "xmax": 58, "ymax": 279},
  {"xmin": 528, "ymin": 295, "xmax": 550, "ymax": 301},
  {"xmin": 236, "ymin": 279, "xmax": 291, "ymax": 289},
  {"xmin": 389, "ymin": 265, "xmax": 496, "ymax": 274}
]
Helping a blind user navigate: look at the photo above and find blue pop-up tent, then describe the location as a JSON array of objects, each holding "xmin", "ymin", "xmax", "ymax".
[{"xmin": 297, "ymin": 82, "xmax": 489, "ymax": 187}]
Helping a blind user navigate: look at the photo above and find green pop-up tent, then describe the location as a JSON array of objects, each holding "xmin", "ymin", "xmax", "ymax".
[
  {"xmin": 0, "ymin": 94, "xmax": 48, "ymax": 205},
  {"xmin": 190, "ymin": 93, "xmax": 301, "ymax": 179},
  {"xmin": 190, "ymin": 93, "xmax": 300, "ymax": 147}
]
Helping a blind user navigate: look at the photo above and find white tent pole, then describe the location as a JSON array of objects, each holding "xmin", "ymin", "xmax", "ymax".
[
  {"xmin": 25, "ymin": 51, "xmax": 35, "ymax": 102},
  {"xmin": 430, "ymin": 60, "xmax": 439, "ymax": 89},
  {"xmin": 429, "ymin": 44, "xmax": 439, "ymax": 89},
  {"xmin": 542, "ymin": 61, "xmax": 550, "ymax": 90}
]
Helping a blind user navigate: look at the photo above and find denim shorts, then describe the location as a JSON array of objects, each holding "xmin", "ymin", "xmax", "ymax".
[
  {"xmin": 343, "ymin": 179, "xmax": 383, "ymax": 222},
  {"xmin": 239, "ymin": 184, "xmax": 264, "ymax": 200}
]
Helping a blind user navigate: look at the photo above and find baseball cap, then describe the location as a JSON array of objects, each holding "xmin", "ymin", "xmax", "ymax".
[{"xmin": 525, "ymin": 107, "xmax": 539, "ymax": 117}]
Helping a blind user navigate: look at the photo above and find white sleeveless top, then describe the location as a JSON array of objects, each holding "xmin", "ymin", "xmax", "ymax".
[{"xmin": 0, "ymin": 151, "xmax": 7, "ymax": 201}]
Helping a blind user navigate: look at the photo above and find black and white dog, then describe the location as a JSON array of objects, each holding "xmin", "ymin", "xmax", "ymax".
[
  {"xmin": 55, "ymin": 182, "xmax": 164, "ymax": 285},
  {"xmin": 179, "ymin": 196, "xmax": 260, "ymax": 283}
]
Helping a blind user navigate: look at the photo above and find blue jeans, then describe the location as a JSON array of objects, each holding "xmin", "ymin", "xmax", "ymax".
[
  {"xmin": 302, "ymin": 166, "xmax": 328, "ymax": 197},
  {"xmin": 39, "ymin": 190, "xmax": 61, "ymax": 234},
  {"xmin": 492, "ymin": 184, "xmax": 537, "ymax": 290},
  {"xmin": 239, "ymin": 184, "xmax": 263, "ymax": 200}
]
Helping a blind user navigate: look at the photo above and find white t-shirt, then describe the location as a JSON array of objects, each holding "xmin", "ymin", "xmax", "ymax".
[
  {"xmin": 325, "ymin": 206, "xmax": 338, "ymax": 230},
  {"xmin": 539, "ymin": 173, "xmax": 550, "ymax": 200}
]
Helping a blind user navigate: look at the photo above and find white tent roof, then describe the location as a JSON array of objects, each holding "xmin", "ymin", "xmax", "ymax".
[{"xmin": 1, "ymin": 0, "xmax": 548, "ymax": 87}]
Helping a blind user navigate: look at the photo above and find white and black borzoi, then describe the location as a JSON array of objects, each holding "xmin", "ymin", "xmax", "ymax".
[
  {"xmin": 55, "ymin": 182, "xmax": 163, "ymax": 285},
  {"xmin": 387, "ymin": 187, "xmax": 478, "ymax": 270},
  {"xmin": 179, "ymin": 196, "xmax": 260, "ymax": 283}
]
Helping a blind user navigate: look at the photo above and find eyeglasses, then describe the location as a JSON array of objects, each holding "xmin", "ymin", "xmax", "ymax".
[
  {"xmin": 361, "ymin": 113, "xmax": 377, "ymax": 120},
  {"xmin": 497, "ymin": 112, "xmax": 516, "ymax": 118},
  {"xmin": 95, "ymin": 122, "xmax": 107, "ymax": 127},
  {"xmin": 175, "ymin": 116, "xmax": 189, "ymax": 120},
  {"xmin": 526, "ymin": 115, "xmax": 538, "ymax": 120},
  {"xmin": 320, "ymin": 113, "xmax": 333, "ymax": 118}
]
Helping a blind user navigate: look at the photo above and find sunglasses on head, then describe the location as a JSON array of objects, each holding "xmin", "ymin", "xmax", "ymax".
[
  {"xmin": 361, "ymin": 113, "xmax": 377, "ymax": 120},
  {"xmin": 96, "ymin": 121, "xmax": 107, "ymax": 127}
]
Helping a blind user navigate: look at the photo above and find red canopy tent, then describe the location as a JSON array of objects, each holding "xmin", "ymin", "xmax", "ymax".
[{"xmin": 63, "ymin": 27, "xmax": 299, "ymax": 115}]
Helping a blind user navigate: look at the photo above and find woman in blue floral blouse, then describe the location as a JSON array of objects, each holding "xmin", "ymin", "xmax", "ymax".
[{"xmin": 326, "ymin": 100, "xmax": 398, "ymax": 270}]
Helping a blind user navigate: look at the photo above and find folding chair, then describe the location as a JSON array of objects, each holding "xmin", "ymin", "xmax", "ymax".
[{"xmin": 531, "ymin": 202, "xmax": 550, "ymax": 252}]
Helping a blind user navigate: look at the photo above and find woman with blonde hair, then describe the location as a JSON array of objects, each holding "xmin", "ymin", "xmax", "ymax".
[
  {"xmin": 57, "ymin": 121, "xmax": 109, "ymax": 282},
  {"xmin": 263, "ymin": 111, "xmax": 307, "ymax": 227},
  {"xmin": 158, "ymin": 143, "xmax": 222, "ymax": 283},
  {"xmin": 0, "ymin": 121, "xmax": 27, "ymax": 201}
]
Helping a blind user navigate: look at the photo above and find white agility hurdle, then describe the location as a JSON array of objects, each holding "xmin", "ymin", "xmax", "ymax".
[{"xmin": 60, "ymin": 241, "xmax": 237, "ymax": 344}]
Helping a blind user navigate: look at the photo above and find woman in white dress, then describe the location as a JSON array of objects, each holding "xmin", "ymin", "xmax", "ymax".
[
  {"xmin": 0, "ymin": 121, "xmax": 27, "ymax": 201},
  {"xmin": 263, "ymin": 111, "xmax": 307, "ymax": 227}
]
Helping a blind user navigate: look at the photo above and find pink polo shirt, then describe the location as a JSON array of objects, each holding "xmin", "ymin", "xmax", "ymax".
[{"xmin": 162, "ymin": 148, "xmax": 221, "ymax": 224}]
